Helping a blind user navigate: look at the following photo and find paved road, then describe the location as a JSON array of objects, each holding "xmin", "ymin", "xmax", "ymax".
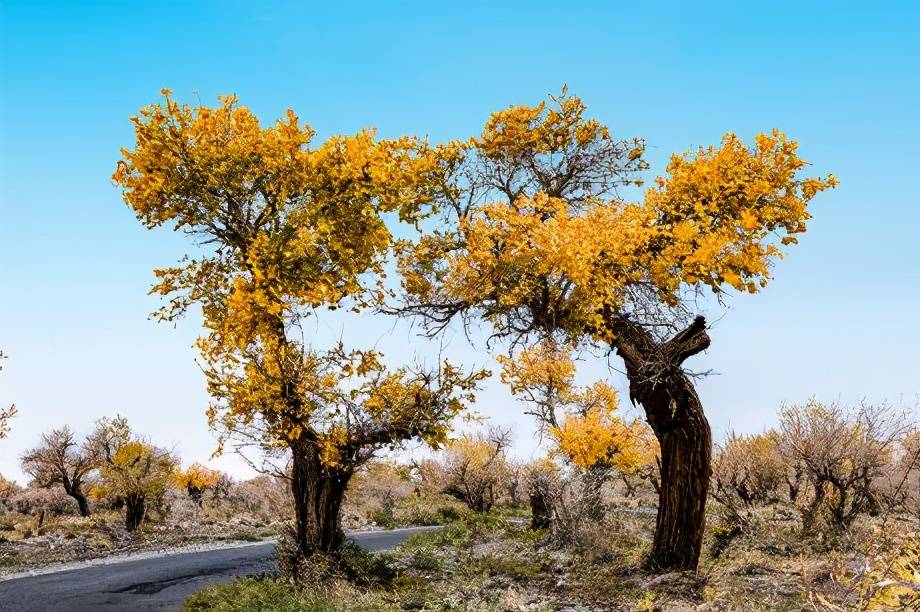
[{"xmin": 0, "ymin": 527, "xmax": 439, "ymax": 611}]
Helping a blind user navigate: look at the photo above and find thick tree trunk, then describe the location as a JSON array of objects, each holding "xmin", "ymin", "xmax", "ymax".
[
  {"xmin": 63, "ymin": 483, "xmax": 91, "ymax": 517},
  {"xmin": 74, "ymin": 492, "xmax": 91, "ymax": 517},
  {"xmin": 290, "ymin": 443, "xmax": 351, "ymax": 557},
  {"xmin": 124, "ymin": 493, "xmax": 146, "ymax": 531},
  {"xmin": 529, "ymin": 485, "xmax": 552, "ymax": 530},
  {"xmin": 638, "ymin": 378, "xmax": 711, "ymax": 570},
  {"xmin": 610, "ymin": 315, "xmax": 713, "ymax": 571}
]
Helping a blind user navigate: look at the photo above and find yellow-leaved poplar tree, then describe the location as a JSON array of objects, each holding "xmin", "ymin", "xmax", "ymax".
[
  {"xmin": 174, "ymin": 463, "xmax": 222, "ymax": 507},
  {"xmin": 396, "ymin": 89, "xmax": 836, "ymax": 570},
  {"xmin": 500, "ymin": 339, "xmax": 657, "ymax": 519},
  {"xmin": 86, "ymin": 416, "xmax": 177, "ymax": 531},
  {"xmin": 114, "ymin": 92, "xmax": 486, "ymax": 556}
]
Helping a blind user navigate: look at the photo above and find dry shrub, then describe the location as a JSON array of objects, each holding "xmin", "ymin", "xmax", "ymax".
[
  {"xmin": 0, "ymin": 474, "xmax": 21, "ymax": 512},
  {"xmin": 438, "ymin": 429, "xmax": 512, "ymax": 513},
  {"xmin": 229, "ymin": 474, "xmax": 292, "ymax": 525},
  {"xmin": 10, "ymin": 486, "xmax": 77, "ymax": 519},
  {"xmin": 779, "ymin": 399, "xmax": 908, "ymax": 530},
  {"xmin": 881, "ymin": 429, "xmax": 920, "ymax": 520},
  {"xmin": 345, "ymin": 461, "xmax": 414, "ymax": 527},
  {"xmin": 711, "ymin": 431, "xmax": 786, "ymax": 529},
  {"xmin": 710, "ymin": 400, "xmax": 914, "ymax": 539}
]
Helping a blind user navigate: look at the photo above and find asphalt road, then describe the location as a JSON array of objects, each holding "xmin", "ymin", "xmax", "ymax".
[{"xmin": 0, "ymin": 527, "xmax": 438, "ymax": 612}]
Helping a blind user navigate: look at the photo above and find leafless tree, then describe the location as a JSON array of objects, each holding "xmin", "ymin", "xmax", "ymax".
[
  {"xmin": 779, "ymin": 399, "xmax": 908, "ymax": 529},
  {"xmin": 21, "ymin": 426, "xmax": 95, "ymax": 517},
  {"xmin": 441, "ymin": 428, "xmax": 512, "ymax": 513}
]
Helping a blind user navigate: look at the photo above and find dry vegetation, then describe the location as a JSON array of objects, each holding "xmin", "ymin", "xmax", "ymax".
[
  {"xmin": 183, "ymin": 400, "xmax": 919, "ymax": 611},
  {"xmin": 2, "ymin": 401, "xmax": 918, "ymax": 609}
]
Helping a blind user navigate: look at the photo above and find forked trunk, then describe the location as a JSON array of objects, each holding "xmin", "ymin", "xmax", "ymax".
[
  {"xmin": 62, "ymin": 478, "xmax": 91, "ymax": 517},
  {"xmin": 610, "ymin": 315, "xmax": 713, "ymax": 571},
  {"xmin": 290, "ymin": 442, "xmax": 351, "ymax": 556},
  {"xmin": 124, "ymin": 493, "xmax": 146, "ymax": 531}
]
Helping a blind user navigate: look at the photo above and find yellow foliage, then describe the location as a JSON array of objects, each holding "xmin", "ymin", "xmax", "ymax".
[
  {"xmin": 97, "ymin": 440, "xmax": 177, "ymax": 501},
  {"xmin": 550, "ymin": 405, "xmax": 655, "ymax": 472},
  {"xmin": 114, "ymin": 92, "xmax": 486, "ymax": 469},
  {"xmin": 175, "ymin": 463, "xmax": 221, "ymax": 491},
  {"xmin": 398, "ymin": 90, "xmax": 836, "ymax": 348},
  {"xmin": 500, "ymin": 339, "xmax": 657, "ymax": 472},
  {"xmin": 865, "ymin": 537, "xmax": 920, "ymax": 609}
]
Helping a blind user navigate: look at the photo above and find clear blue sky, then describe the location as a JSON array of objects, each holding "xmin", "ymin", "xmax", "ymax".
[{"xmin": 2, "ymin": 1, "xmax": 918, "ymax": 482}]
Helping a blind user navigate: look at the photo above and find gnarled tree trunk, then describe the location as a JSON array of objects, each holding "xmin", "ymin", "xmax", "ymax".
[
  {"xmin": 62, "ymin": 476, "xmax": 91, "ymax": 517},
  {"xmin": 290, "ymin": 441, "xmax": 352, "ymax": 557},
  {"xmin": 529, "ymin": 487, "xmax": 552, "ymax": 529},
  {"xmin": 124, "ymin": 493, "xmax": 146, "ymax": 531},
  {"xmin": 73, "ymin": 491, "xmax": 91, "ymax": 517},
  {"xmin": 610, "ymin": 315, "xmax": 713, "ymax": 571}
]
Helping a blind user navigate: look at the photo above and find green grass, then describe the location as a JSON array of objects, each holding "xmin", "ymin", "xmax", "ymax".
[
  {"xmin": 184, "ymin": 577, "xmax": 400, "ymax": 611},
  {"xmin": 227, "ymin": 529, "xmax": 262, "ymax": 542}
]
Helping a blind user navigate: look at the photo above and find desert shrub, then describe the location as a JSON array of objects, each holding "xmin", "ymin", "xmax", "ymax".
[
  {"xmin": 550, "ymin": 466, "xmax": 618, "ymax": 547},
  {"xmin": 523, "ymin": 458, "xmax": 559, "ymax": 530},
  {"xmin": 437, "ymin": 430, "xmax": 512, "ymax": 514},
  {"xmin": 228, "ymin": 475, "xmax": 292, "ymax": 525},
  {"xmin": 779, "ymin": 399, "xmax": 907, "ymax": 530},
  {"xmin": 880, "ymin": 429, "xmax": 920, "ymax": 520},
  {"xmin": 10, "ymin": 486, "xmax": 77, "ymax": 523},
  {"xmin": 711, "ymin": 432, "xmax": 786, "ymax": 529},
  {"xmin": 0, "ymin": 474, "xmax": 21, "ymax": 512},
  {"xmin": 346, "ymin": 460, "xmax": 414, "ymax": 528}
]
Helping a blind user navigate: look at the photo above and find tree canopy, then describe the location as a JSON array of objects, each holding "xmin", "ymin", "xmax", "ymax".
[{"xmin": 397, "ymin": 89, "xmax": 837, "ymax": 347}]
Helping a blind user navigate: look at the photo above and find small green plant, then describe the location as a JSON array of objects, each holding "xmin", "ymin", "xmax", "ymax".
[
  {"xmin": 183, "ymin": 576, "xmax": 399, "ymax": 611},
  {"xmin": 472, "ymin": 553, "xmax": 538, "ymax": 582},
  {"xmin": 229, "ymin": 530, "xmax": 261, "ymax": 542}
]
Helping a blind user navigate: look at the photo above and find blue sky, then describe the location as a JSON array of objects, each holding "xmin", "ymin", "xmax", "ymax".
[{"xmin": 1, "ymin": 1, "xmax": 918, "ymax": 482}]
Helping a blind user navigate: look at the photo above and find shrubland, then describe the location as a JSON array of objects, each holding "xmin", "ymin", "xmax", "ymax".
[{"xmin": 185, "ymin": 400, "xmax": 919, "ymax": 611}]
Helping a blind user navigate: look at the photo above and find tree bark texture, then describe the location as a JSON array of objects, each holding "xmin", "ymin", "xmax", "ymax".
[
  {"xmin": 124, "ymin": 493, "xmax": 146, "ymax": 531},
  {"xmin": 609, "ymin": 315, "xmax": 713, "ymax": 571},
  {"xmin": 290, "ymin": 441, "xmax": 352, "ymax": 556}
]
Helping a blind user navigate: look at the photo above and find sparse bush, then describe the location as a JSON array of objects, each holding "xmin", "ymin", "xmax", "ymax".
[
  {"xmin": 229, "ymin": 475, "xmax": 292, "ymax": 525},
  {"xmin": 439, "ymin": 429, "xmax": 511, "ymax": 513},
  {"xmin": 711, "ymin": 431, "xmax": 786, "ymax": 529},
  {"xmin": 0, "ymin": 473, "xmax": 21, "ymax": 512},
  {"xmin": 523, "ymin": 458, "xmax": 559, "ymax": 530},
  {"xmin": 882, "ymin": 429, "xmax": 920, "ymax": 520},
  {"xmin": 778, "ymin": 399, "xmax": 907, "ymax": 530},
  {"xmin": 20, "ymin": 426, "xmax": 95, "ymax": 517},
  {"xmin": 346, "ymin": 460, "xmax": 414, "ymax": 528},
  {"xmin": 9, "ymin": 486, "xmax": 77, "ymax": 523}
]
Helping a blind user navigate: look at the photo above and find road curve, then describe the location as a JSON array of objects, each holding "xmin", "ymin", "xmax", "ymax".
[{"xmin": 0, "ymin": 526, "xmax": 439, "ymax": 612}]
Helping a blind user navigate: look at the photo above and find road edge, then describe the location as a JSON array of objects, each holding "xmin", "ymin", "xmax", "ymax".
[{"xmin": 0, "ymin": 525, "xmax": 442, "ymax": 582}]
